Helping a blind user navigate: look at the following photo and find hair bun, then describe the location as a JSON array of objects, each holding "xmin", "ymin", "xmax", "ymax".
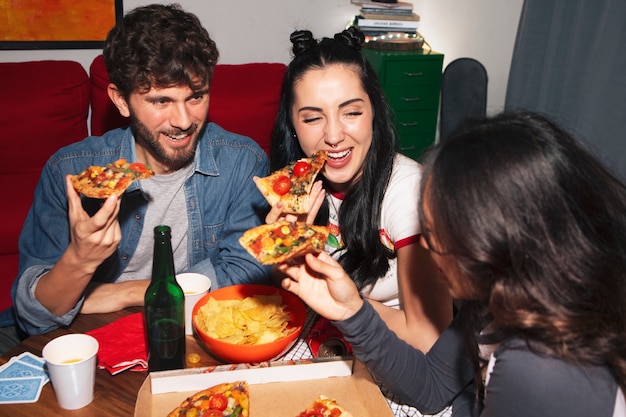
[
  {"xmin": 290, "ymin": 30, "xmax": 318, "ymax": 56},
  {"xmin": 334, "ymin": 26, "xmax": 365, "ymax": 51}
]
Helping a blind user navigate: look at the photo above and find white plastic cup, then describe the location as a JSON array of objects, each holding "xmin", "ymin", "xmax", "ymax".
[
  {"xmin": 42, "ymin": 333, "xmax": 99, "ymax": 410},
  {"xmin": 176, "ymin": 272, "xmax": 211, "ymax": 335}
]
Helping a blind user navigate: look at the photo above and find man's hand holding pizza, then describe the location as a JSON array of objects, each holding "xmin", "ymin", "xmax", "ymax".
[
  {"xmin": 66, "ymin": 175, "xmax": 122, "ymax": 273},
  {"xmin": 35, "ymin": 176, "xmax": 123, "ymax": 316},
  {"xmin": 35, "ymin": 161, "xmax": 153, "ymax": 317}
]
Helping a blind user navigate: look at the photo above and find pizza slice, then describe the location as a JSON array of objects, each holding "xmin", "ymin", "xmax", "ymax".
[
  {"xmin": 71, "ymin": 158, "xmax": 154, "ymax": 198},
  {"xmin": 239, "ymin": 221, "xmax": 330, "ymax": 265},
  {"xmin": 296, "ymin": 395, "xmax": 354, "ymax": 417},
  {"xmin": 255, "ymin": 151, "xmax": 327, "ymax": 214},
  {"xmin": 167, "ymin": 381, "xmax": 249, "ymax": 417}
]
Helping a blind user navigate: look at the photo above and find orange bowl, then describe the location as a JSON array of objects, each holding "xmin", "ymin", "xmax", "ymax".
[{"xmin": 192, "ymin": 284, "xmax": 306, "ymax": 363}]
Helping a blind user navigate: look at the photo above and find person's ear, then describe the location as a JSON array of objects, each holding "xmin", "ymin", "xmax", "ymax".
[{"xmin": 107, "ymin": 83, "xmax": 131, "ymax": 118}]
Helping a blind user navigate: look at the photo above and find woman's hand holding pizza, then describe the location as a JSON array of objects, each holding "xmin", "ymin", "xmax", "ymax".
[
  {"xmin": 279, "ymin": 251, "xmax": 363, "ymax": 322},
  {"xmin": 255, "ymin": 151, "xmax": 328, "ymax": 223},
  {"xmin": 250, "ymin": 152, "xmax": 329, "ymax": 281},
  {"xmin": 261, "ymin": 179, "xmax": 325, "ymax": 224}
]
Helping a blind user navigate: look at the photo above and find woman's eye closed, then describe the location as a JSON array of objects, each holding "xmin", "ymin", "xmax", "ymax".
[
  {"xmin": 302, "ymin": 116, "xmax": 322, "ymax": 124},
  {"xmin": 345, "ymin": 110, "xmax": 363, "ymax": 118}
]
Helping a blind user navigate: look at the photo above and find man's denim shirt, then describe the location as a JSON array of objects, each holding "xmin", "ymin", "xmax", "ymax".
[{"xmin": 12, "ymin": 123, "xmax": 271, "ymax": 335}]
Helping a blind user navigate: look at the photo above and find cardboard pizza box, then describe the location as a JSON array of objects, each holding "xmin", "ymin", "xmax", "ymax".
[{"xmin": 134, "ymin": 357, "xmax": 394, "ymax": 416}]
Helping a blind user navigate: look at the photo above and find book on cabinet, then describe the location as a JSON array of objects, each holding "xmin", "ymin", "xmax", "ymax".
[
  {"xmin": 355, "ymin": 15, "xmax": 419, "ymax": 30},
  {"xmin": 359, "ymin": 12, "xmax": 420, "ymax": 21},
  {"xmin": 351, "ymin": 0, "xmax": 414, "ymax": 11}
]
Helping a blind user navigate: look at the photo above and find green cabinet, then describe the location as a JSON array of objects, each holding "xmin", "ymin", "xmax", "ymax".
[{"xmin": 362, "ymin": 48, "xmax": 444, "ymax": 161}]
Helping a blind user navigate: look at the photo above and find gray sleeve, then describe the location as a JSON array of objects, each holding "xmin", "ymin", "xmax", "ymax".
[
  {"xmin": 333, "ymin": 300, "xmax": 475, "ymax": 416},
  {"xmin": 482, "ymin": 342, "xmax": 620, "ymax": 417}
]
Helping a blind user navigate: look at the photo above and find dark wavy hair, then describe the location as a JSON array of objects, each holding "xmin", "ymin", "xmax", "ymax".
[
  {"xmin": 419, "ymin": 110, "xmax": 626, "ymax": 395},
  {"xmin": 103, "ymin": 4, "xmax": 219, "ymax": 99},
  {"xmin": 270, "ymin": 27, "xmax": 398, "ymax": 289}
]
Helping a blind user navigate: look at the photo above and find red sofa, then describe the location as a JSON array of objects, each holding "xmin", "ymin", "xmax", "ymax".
[{"xmin": 0, "ymin": 56, "xmax": 286, "ymax": 313}]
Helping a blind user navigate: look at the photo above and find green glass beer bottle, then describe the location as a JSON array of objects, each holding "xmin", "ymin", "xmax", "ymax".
[{"xmin": 144, "ymin": 225, "xmax": 186, "ymax": 371}]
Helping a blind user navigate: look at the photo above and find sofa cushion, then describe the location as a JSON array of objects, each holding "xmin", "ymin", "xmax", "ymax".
[
  {"xmin": 89, "ymin": 55, "xmax": 285, "ymax": 156},
  {"xmin": 0, "ymin": 60, "xmax": 89, "ymax": 251},
  {"xmin": 0, "ymin": 60, "xmax": 90, "ymax": 175},
  {"xmin": 89, "ymin": 55, "xmax": 131, "ymax": 137},
  {"xmin": 207, "ymin": 63, "xmax": 286, "ymax": 155},
  {"xmin": 0, "ymin": 60, "xmax": 90, "ymax": 310}
]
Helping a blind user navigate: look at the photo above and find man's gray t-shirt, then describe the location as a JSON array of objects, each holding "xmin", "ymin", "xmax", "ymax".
[{"xmin": 120, "ymin": 163, "xmax": 193, "ymax": 281}]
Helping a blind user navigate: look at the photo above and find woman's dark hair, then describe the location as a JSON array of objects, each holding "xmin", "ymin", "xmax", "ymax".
[
  {"xmin": 103, "ymin": 3, "xmax": 219, "ymax": 99},
  {"xmin": 270, "ymin": 27, "xmax": 398, "ymax": 288},
  {"xmin": 419, "ymin": 110, "xmax": 626, "ymax": 394}
]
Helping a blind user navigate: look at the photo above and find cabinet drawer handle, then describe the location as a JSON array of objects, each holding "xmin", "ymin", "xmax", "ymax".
[
  {"xmin": 401, "ymin": 97, "xmax": 421, "ymax": 102},
  {"xmin": 400, "ymin": 121, "xmax": 419, "ymax": 127},
  {"xmin": 404, "ymin": 72, "xmax": 424, "ymax": 77}
]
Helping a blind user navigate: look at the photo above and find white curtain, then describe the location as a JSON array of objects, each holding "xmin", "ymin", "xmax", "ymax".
[{"xmin": 505, "ymin": 0, "xmax": 626, "ymax": 180}]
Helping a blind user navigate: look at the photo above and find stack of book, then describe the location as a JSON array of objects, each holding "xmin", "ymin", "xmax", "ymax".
[{"xmin": 351, "ymin": 1, "xmax": 420, "ymax": 38}]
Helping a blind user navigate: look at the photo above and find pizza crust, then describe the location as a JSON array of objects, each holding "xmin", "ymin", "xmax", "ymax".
[
  {"xmin": 71, "ymin": 158, "xmax": 153, "ymax": 198},
  {"xmin": 255, "ymin": 175, "xmax": 284, "ymax": 207}
]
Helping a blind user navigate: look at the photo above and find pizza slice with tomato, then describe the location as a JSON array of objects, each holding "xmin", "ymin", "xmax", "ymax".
[
  {"xmin": 239, "ymin": 221, "xmax": 330, "ymax": 265},
  {"xmin": 167, "ymin": 381, "xmax": 249, "ymax": 417},
  {"xmin": 255, "ymin": 151, "xmax": 327, "ymax": 214},
  {"xmin": 71, "ymin": 158, "xmax": 154, "ymax": 198},
  {"xmin": 296, "ymin": 395, "xmax": 354, "ymax": 417}
]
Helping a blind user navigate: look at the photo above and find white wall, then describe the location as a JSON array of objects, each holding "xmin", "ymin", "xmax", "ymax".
[
  {"xmin": 1, "ymin": 0, "xmax": 523, "ymax": 112},
  {"xmin": 413, "ymin": 0, "xmax": 523, "ymax": 113}
]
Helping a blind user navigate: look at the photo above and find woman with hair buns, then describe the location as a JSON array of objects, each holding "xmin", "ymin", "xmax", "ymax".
[{"xmin": 264, "ymin": 26, "xmax": 453, "ymax": 353}]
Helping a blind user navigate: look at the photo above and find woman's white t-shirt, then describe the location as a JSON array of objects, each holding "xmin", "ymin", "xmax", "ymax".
[{"xmin": 324, "ymin": 153, "xmax": 422, "ymax": 308}]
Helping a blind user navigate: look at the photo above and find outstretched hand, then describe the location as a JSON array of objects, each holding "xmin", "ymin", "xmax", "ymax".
[{"xmin": 278, "ymin": 251, "xmax": 363, "ymax": 322}]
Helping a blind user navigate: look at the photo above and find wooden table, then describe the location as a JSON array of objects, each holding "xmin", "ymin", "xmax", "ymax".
[
  {"xmin": 0, "ymin": 308, "xmax": 453, "ymax": 417},
  {"xmin": 0, "ymin": 307, "xmax": 223, "ymax": 417}
]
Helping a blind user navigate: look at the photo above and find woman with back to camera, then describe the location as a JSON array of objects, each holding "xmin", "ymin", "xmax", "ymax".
[
  {"xmin": 264, "ymin": 26, "xmax": 452, "ymax": 352},
  {"xmin": 278, "ymin": 110, "xmax": 626, "ymax": 417}
]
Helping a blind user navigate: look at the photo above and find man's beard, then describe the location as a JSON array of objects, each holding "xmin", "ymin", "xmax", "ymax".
[{"xmin": 130, "ymin": 114, "xmax": 201, "ymax": 171}]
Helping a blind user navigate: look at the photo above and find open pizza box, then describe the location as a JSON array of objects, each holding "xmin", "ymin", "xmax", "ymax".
[{"xmin": 134, "ymin": 356, "xmax": 394, "ymax": 416}]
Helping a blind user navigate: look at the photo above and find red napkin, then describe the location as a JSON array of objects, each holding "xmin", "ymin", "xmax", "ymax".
[{"xmin": 86, "ymin": 312, "xmax": 148, "ymax": 375}]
